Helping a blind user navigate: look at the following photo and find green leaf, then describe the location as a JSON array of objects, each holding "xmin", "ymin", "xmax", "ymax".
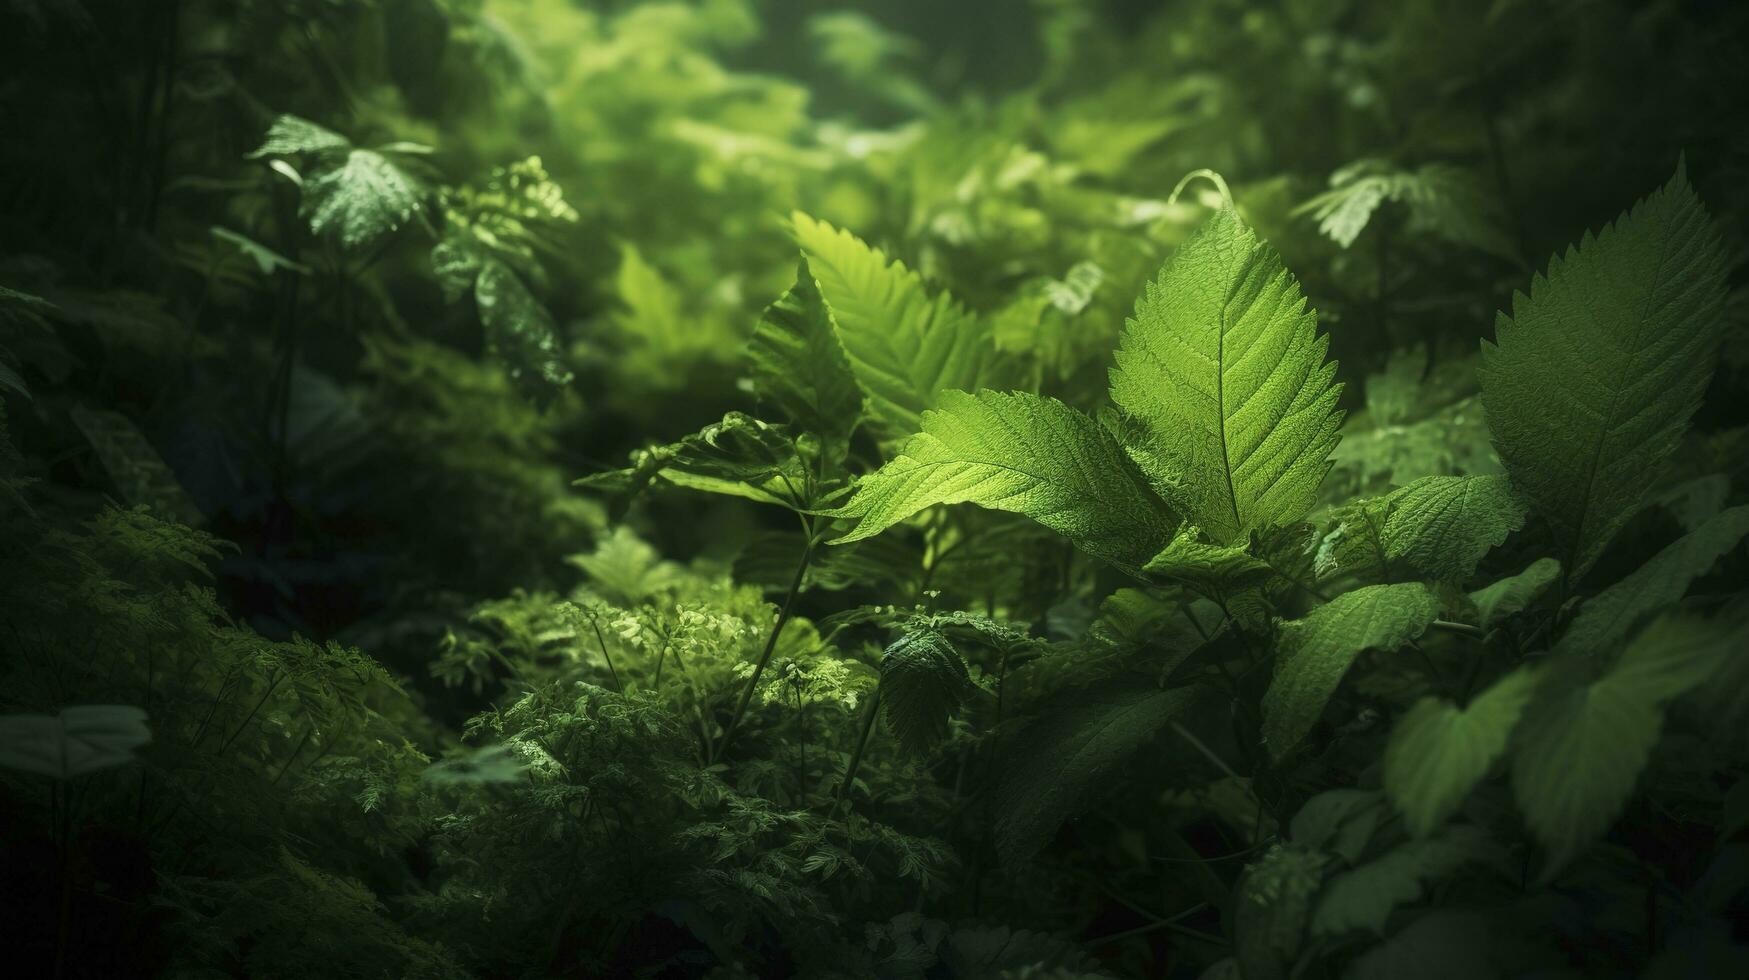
[
  {"xmin": 578, "ymin": 412, "xmax": 811, "ymax": 511},
  {"xmin": 1556, "ymin": 504, "xmax": 1749, "ymax": 657},
  {"xmin": 993, "ymin": 677, "xmax": 1202, "ymax": 863},
  {"xmin": 879, "ymin": 630, "xmax": 972, "ymax": 755},
  {"xmin": 1467, "ymin": 557, "xmax": 1560, "ymax": 629},
  {"xmin": 747, "ymin": 258, "xmax": 863, "ymax": 464},
  {"xmin": 474, "ymin": 260, "xmax": 573, "ymax": 399},
  {"xmin": 791, "ymin": 212, "xmax": 1003, "ymax": 441},
  {"xmin": 303, "ymin": 149, "xmax": 425, "ymax": 251},
  {"xmin": 1144, "ymin": 527, "xmax": 1273, "ymax": 598},
  {"xmin": 1480, "ymin": 165, "xmax": 1731, "ymax": 585},
  {"xmin": 1513, "ymin": 613, "xmax": 1743, "ymax": 875},
  {"xmin": 1109, "ymin": 207, "xmax": 1344, "ymax": 545},
  {"xmin": 210, "ymin": 226, "xmax": 309, "ymax": 277},
  {"xmin": 1262, "ymin": 583, "xmax": 1440, "ymax": 760},
  {"xmin": 248, "ymin": 113, "xmax": 349, "ymax": 158},
  {"xmin": 0, "ymin": 706, "xmax": 151, "ymax": 779},
  {"xmin": 1384, "ymin": 667, "xmax": 1540, "ymax": 837},
  {"xmin": 1381, "ymin": 475, "xmax": 1526, "ymax": 582},
  {"xmin": 1234, "ymin": 843, "xmax": 1328, "ymax": 980},
  {"xmin": 1311, "ymin": 825, "xmax": 1495, "ymax": 936},
  {"xmin": 829, "ymin": 390, "xmax": 1176, "ymax": 575}
]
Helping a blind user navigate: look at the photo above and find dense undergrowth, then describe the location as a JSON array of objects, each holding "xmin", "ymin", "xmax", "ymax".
[{"xmin": 3, "ymin": 1, "xmax": 1749, "ymax": 977}]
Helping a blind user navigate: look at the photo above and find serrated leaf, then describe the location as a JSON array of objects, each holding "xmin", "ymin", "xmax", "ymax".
[
  {"xmin": 1513, "ymin": 614, "xmax": 1742, "ymax": 875},
  {"xmin": 578, "ymin": 412, "xmax": 810, "ymax": 511},
  {"xmin": 791, "ymin": 212, "xmax": 1003, "ymax": 441},
  {"xmin": 475, "ymin": 260, "xmax": 573, "ymax": 399},
  {"xmin": 1144, "ymin": 526, "xmax": 1273, "ymax": 598},
  {"xmin": 302, "ymin": 149, "xmax": 425, "ymax": 251},
  {"xmin": 748, "ymin": 258, "xmax": 863, "ymax": 464},
  {"xmin": 879, "ymin": 630, "xmax": 972, "ymax": 755},
  {"xmin": 1384, "ymin": 667, "xmax": 1540, "ymax": 837},
  {"xmin": 1311, "ymin": 825, "xmax": 1495, "ymax": 936},
  {"xmin": 993, "ymin": 676, "xmax": 1201, "ymax": 863},
  {"xmin": 1480, "ymin": 165, "xmax": 1730, "ymax": 586},
  {"xmin": 0, "ymin": 706, "xmax": 151, "ymax": 779},
  {"xmin": 1262, "ymin": 583, "xmax": 1440, "ymax": 760},
  {"xmin": 248, "ymin": 113, "xmax": 350, "ymax": 158},
  {"xmin": 1110, "ymin": 207, "xmax": 1344, "ymax": 545},
  {"xmin": 1467, "ymin": 557, "xmax": 1560, "ymax": 629},
  {"xmin": 1555, "ymin": 504, "xmax": 1749, "ymax": 657},
  {"xmin": 1381, "ymin": 475, "xmax": 1525, "ymax": 582},
  {"xmin": 828, "ymin": 389, "xmax": 1177, "ymax": 576}
]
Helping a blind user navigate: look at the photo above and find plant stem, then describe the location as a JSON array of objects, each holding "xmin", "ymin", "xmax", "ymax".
[
  {"xmin": 714, "ymin": 530, "xmax": 816, "ymax": 762},
  {"xmin": 832, "ymin": 688, "xmax": 883, "ymax": 817}
]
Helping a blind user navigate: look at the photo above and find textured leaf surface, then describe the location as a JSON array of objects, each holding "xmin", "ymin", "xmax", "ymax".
[
  {"xmin": 1480, "ymin": 167, "xmax": 1730, "ymax": 584},
  {"xmin": 1110, "ymin": 208, "xmax": 1343, "ymax": 544},
  {"xmin": 880, "ymin": 630, "xmax": 972, "ymax": 755},
  {"xmin": 1468, "ymin": 558, "xmax": 1561, "ymax": 629},
  {"xmin": 1311, "ymin": 825, "xmax": 1495, "ymax": 936},
  {"xmin": 475, "ymin": 260, "xmax": 573, "ymax": 399},
  {"xmin": 830, "ymin": 390, "xmax": 1177, "ymax": 576},
  {"xmin": 303, "ymin": 149, "xmax": 425, "ymax": 251},
  {"xmin": 1385, "ymin": 667, "xmax": 1540, "ymax": 837},
  {"xmin": 993, "ymin": 677, "xmax": 1201, "ymax": 863},
  {"xmin": 792, "ymin": 213, "xmax": 1002, "ymax": 440},
  {"xmin": 248, "ymin": 114, "xmax": 349, "ymax": 158},
  {"xmin": 1556, "ymin": 504, "xmax": 1749, "ymax": 657},
  {"xmin": 1514, "ymin": 614, "xmax": 1741, "ymax": 874},
  {"xmin": 748, "ymin": 258, "xmax": 863, "ymax": 463},
  {"xmin": 1262, "ymin": 583, "xmax": 1439, "ymax": 760},
  {"xmin": 1381, "ymin": 475, "xmax": 1526, "ymax": 582}
]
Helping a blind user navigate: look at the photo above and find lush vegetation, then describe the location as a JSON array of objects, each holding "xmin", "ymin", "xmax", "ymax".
[{"xmin": 3, "ymin": 1, "xmax": 1748, "ymax": 977}]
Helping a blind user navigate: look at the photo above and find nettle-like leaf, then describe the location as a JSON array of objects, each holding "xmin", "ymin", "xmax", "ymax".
[
  {"xmin": 1468, "ymin": 557, "xmax": 1561, "ymax": 629},
  {"xmin": 1379, "ymin": 474, "xmax": 1526, "ymax": 582},
  {"xmin": 248, "ymin": 114, "xmax": 350, "ymax": 158},
  {"xmin": 0, "ymin": 706, "xmax": 151, "ymax": 779},
  {"xmin": 879, "ymin": 630, "xmax": 972, "ymax": 755},
  {"xmin": 303, "ymin": 149, "xmax": 426, "ymax": 251},
  {"xmin": 993, "ymin": 676, "xmax": 1202, "ymax": 864},
  {"xmin": 578, "ymin": 412, "xmax": 812, "ymax": 511},
  {"xmin": 1513, "ymin": 613, "xmax": 1743, "ymax": 875},
  {"xmin": 1262, "ymin": 583, "xmax": 1440, "ymax": 760},
  {"xmin": 1310, "ymin": 825, "xmax": 1496, "ymax": 936},
  {"xmin": 474, "ymin": 259, "xmax": 574, "ymax": 399},
  {"xmin": 829, "ymin": 389, "xmax": 1177, "ymax": 576},
  {"xmin": 747, "ymin": 258, "xmax": 863, "ymax": 465},
  {"xmin": 1109, "ymin": 207, "xmax": 1343, "ymax": 545},
  {"xmin": 1297, "ymin": 160, "xmax": 1518, "ymax": 261},
  {"xmin": 1143, "ymin": 527, "xmax": 1273, "ymax": 602},
  {"xmin": 1480, "ymin": 165, "xmax": 1730, "ymax": 586},
  {"xmin": 792, "ymin": 212, "xmax": 1004, "ymax": 441},
  {"xmin": 1555, "ymin": 504, "xmax": 1749, "ymax": 657},
  {"xmin": 1384, "ymin": 667, "xmax": 1540, "ymax": 837}
]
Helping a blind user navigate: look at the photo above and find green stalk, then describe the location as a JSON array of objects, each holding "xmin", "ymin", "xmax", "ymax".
[
  {"xmin": 713, "ymin": 531, "xmax": 816, "ymax": 762},
  {"xmin": 832, "ymin": 687, "xmax": 883, "ymax": 817}
]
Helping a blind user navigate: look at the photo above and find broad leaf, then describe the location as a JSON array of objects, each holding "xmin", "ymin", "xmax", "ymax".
[
  {"xmin": 1311, "ymin": 825, "xmax": 1495, "ymax": 936},
  {"xmin": 1381, "ymin": 475, "xmax": 1526, "ymax": 582},
  {"xmin": 747, "ymin": 257, "xmax": 864, "ymax": 464},
  {"xmin": 303, "ymin": 149, "xmax": 425, "ymax": 251},
  {"xmin": 1262, "ymin": 583, "xmax": 1440, "ymax": 760},
  {"xmin": 1556, "ymin": 504, "xmax": 1749, "ymax": 657},
  {"xmin": 0, "ymin": 706, "xmax": 151, "ymax": 779},
  {"xmin": 1468, "ymin": 558, "xmax": 1560, "ymax": 629},
  {"xmin": 1384, "ymin": 667, "xmax": 1540, "ymax": 837},
  {"xmin": 1109, "ymin": 207, "xmax": 1343, "ymax": 545},
  {"xmin": 993, "ymin": 676, "xmax": 1201, "ymax": 863},
  {"xmin": 829, "ymin": 389, "xmax": 1178, "ymax": 576},
  {"xmin": 474, "ymin": 260, "xmax": 573, "ymax": 399},
  {"xmin": 1480, "ymin": 166, "xmax": 1730, "ymax": 585},
  {"xmin": 879, "ymin": 630, "xmax": 972, "ymax": 755},
  {"xmin": 792, "ymin": 212, "xmax": 1002, "ymax": 441}
]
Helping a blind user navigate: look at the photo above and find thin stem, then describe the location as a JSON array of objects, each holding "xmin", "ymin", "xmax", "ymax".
[
  {"xmin": 1430, "ymin": 619, "xmax": 1485, "ymax": 640},
  {"xmin": 832, "ymin": 688, "xmax": 883, "ymax": 816},
  {"xmin": 714, "ymin": 530, "xmax": 817, "ymax": 762}
]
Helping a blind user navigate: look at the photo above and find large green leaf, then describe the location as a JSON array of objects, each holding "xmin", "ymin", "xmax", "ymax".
[
  {"xmin": 791, "ymin": 213, "xmax": 1003, "ymax": 441},
  {"xmin": 1556, "ymin": 504, "xmax": 1749, "ymax": 657},
  {"xmin": 1109, "ymin": 207, "xmax": 1344, "ymax": 545},
  {"xmin": 1479, "ymin": 166, "xmax": 1730, "ymax": 585},
  {"xmin": 302, "ymin": 149, "xmax": 426, "ymax": 251},
  {"xmin": 1310, "ymin": 825, "xmax": 1495, "ymax": 936},
  {"xmin": 1384, "ymin": 667, "xmax": 1540, "ymax": 837},
  {"xmin": 1261, "ymin": 583, "xmax": 1440, "ymax": 760},
  {"xmin": 1380, "ymin": 475, "xmax": 1526, "ymax": 582},
  {"xmin": 829, "ymin": 390, "xmax": 1177, "ymax": 576},
  {"xmin": 747, "ymin": 257, "xmax": 864, "ymax": 464},
  {"xmin": 993, "ymin": 677, "xmax": 1202, "ymax": 863}
]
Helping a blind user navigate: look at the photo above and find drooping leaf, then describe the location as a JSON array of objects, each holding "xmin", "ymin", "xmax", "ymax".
[
  {"xmin": 791, "ymin": 212, "xmax": 1003, "ymax": 441},
  {"xmin": 0, "ymin": 706, "xmax": 151, "ymax": 779},
  {"xmin": 474, "ymin": 260, "xmax": 573, "ymax": 399},
  {"xmin": 248, "ymin": 113, "xmax": 350, "ymax": 159},
  {"xmin": 1311, "ymin": 825, "xmax": 1496, "ymax": 936},
  {"xmin": 210, "ymin": 226, "xmax": 310, "ymax": 277},
  {"xmin": 1261, "ymin": 583, "xmax": 1440, "ymax": 760},
  {"xmin": 1555, "ymin": 504, "xmax": 1749, "ymax": 657},
  {"xmin": 578, "ymin": 412, "xmax": 811, "ymax": 511},
  {"xmin": 993, "ymin": 676, "xmax": 1201, "ymax": 863},
  {"xmin": 1480, "ymin": 166, "xmax": 1730, "ymax": 585},
  {"xmin": 302, "ymin": 149, "xmax": 426, "ymax": 251},
  {"xmin": 1144, "ymin": 527, "xmax": 1273, "ymax": 599},
  {"xmin": 1468, "ymin": 557, "xmax": 1561, "ymax": 629},
  {"xmin": 1513, "ymin": 613, "xmax": 1744, "ymax": 875},
  {"xmin": 747, "ymin": 257, "xmax": 863, "ymax": 464},
  {"xmin": 1381, "ymin": 475, "xmax": 1526, "ymax": 582},
  {"xmin": 1109, "ymin": 207, "xmax": 1344, "ymax": 545},
  {"xmin": 879, "ymin": 630, "xmax": 972, "ymax": 755},
  {"xmin": 1384, "ymin": 667, "xmax": 1541, "ymax": 837},
  {"xmin": 828, "ymin": 389, "xmax": 1178, "ymax": 576}
]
